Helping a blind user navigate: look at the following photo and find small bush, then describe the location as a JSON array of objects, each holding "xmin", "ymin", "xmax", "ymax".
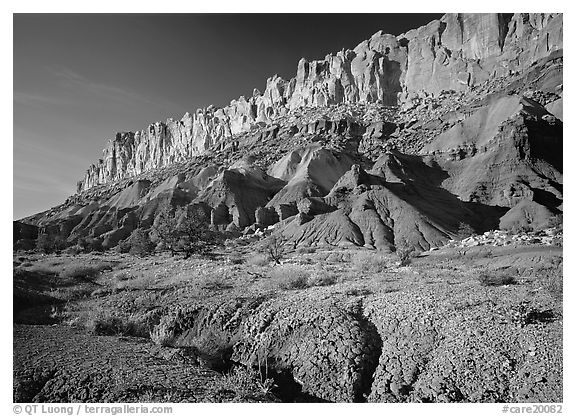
[
  {"xmin": 114, "ymin": 274, "xmax": 155, "ymax": 292},
  {"xmin": 308, "ymin": 272, "xmax": 337, "ymax": 287},
  {"xmin": 62, "ymin": 265, "xmax": 100, "ymax": 279},
  {"xmin": 259, "ymin": 235, "xmax": 286, "ymax": 265},
  {"xmin": 85, "ymin": 310, "xmax": 152, "ymax": 337},
  {"xmin": 77, "ymin": 237, "xmax": 104, "ymax": 253},
  {"xmin": 247, "ymin": 253, "xmax": 269, "ymax": 267},
  {"xmin": 90, "ymin": 288, "xmax": 111, "ymax": 297},
  {"xmin": 63, "ymin": 245, "xmax": 83, "ymax": 255},
  {"xmin": 218, "ymin": 366, "xmax": 276, "ymax": 399},
  {"xmin": 191, "ymin": 328, "xmax": 238, "ymax": 372},
  {"xmin": 542, "ymin": 275, "xmax": 562, "ymax": 301},
  {"xmin": 117, "ymin": 238, "xmax": 132, "ymax": 254},
  {"xmin": 202, "ymin": 276, "xmax": 233, "ymax": 291},
  {"xmin": 36, "ymin": 233, "xmax": 67, "ymax": 254},
  {"xmin": 62, "ymin": 262, "xmax": 111, "ymax": 280},
  {"xmin": 396, "ymin": 243, "xmax": 416, "ymax": 266},
  {"xmin": 478, "ymin": 271, "xmax": 516, "ymax": 286},
  {"xmin": 296, "ymin": 246, "xmax": 316, "ymax": 254},
  {"xmin": 269, "ymin": 264, "xmax": 310, "ymax": 290},
  {"xmin": 128, "ymin": 228, "xmax": 156, "ymax": 257},
  {"xmin": 455, "ymin": 222, "xmax": 476, "ymax": 240},
  {"xmin": 114, "ymin": 271, "xmax": 133, "ymax": 282},
  {"xmin": 227, "ymin": 255, "xmax": 244, "ymax": 264},
  {"xmin": 351, "ymin": 251, "xmax": 390, "ymax": 273}
]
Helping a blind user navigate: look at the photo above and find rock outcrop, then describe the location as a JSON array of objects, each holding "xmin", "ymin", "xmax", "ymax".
[
  {"xmin": 76, "ymin": 13, "xmax": 562, "ymax": 192},
  {"xmin": 18, "ymin": 13, "xmax": 561, "ymax": 253}
]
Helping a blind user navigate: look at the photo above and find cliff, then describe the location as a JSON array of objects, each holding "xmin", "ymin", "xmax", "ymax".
[{"xmin": 77, "ymin": 13, "xmax": 562, "ymax": 192}]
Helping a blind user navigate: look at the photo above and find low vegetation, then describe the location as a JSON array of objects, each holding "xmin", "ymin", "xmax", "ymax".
[
  {"xmin": 351, "ymin": 250, "xmax": 391, "ymax": 273},
  {"xmin": 62, "ymin": 264, "xmax": 106, "ymax": 280},
  {"xmin": 269, "ymin": 264, "xmax": 310, "ymax": 290},
  {"xmin": 542, "ymin": 274, "xmax": 562, "ymax": 301},
  {"xmin": 83, "ymin": 309, "xmax": 156, "ymax": 337},
  {"xmin": 152, "ymin": 204, "xmax": 223, "ymax": 258},
  {"xmin": 477, "ymin": 271, "xmax": 517, "ymax": 286},
  {"xmin": 246, "ymin": 253, "xmax": 269, "ymax": 267},
  {"xmin": 258, "ymin": 235, "xmax": 287, "ymax": 265}
]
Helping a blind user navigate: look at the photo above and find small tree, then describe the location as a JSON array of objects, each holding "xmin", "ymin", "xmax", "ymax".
[
  {"xmin": 77, "ymin": 237, "xmax": 104, "ymax": 253},
  {"xmin": 36, "ymin": 233, "xmax": 54, "ymax": 253},
  {"xmin": 36, "ymin": 233, "xmax": 67, "ymax": 253},
  {"xmin": 152, "ymin": 204, "xmax": 221, "ymax": 258},
  {"xmin": 128, "ymin": 228, "xmax": 155, "ymax": 257},
  {"xmin": 455, "ymin": 222, "xmax": 475, "ymax": 240},
  {"xmin": 152, "ymin": 204, "xmax": 180, "ymax": 256},
  {"xmin": 175, "ymin": 208, "xmax": 221, "ymax": 258},
  {"xmin": 395, "ymin": 241, "xmax": 416, "ymax": 266},
  {"xmin": 259, "ymin": 235, "xmax": 286, "ymax": 265}
]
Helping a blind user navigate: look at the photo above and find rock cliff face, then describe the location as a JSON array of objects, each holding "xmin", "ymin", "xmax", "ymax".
[
  {"xmin": 23, "ymin": 12, "xmax": 561, "ymax": 253},
  {"xmin": 77, "ymin": 13, "xmax": 562, "ymax": 192}
]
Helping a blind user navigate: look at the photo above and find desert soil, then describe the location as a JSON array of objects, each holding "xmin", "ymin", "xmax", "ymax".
[{"xmin": 13, "ymin": 241, "xmax": 562, "ymax": 403}]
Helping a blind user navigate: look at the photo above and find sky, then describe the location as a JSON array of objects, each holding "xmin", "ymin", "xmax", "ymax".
[{"xmin": 13, "ymin": 13, "xmax": 443, "ymax": 220}]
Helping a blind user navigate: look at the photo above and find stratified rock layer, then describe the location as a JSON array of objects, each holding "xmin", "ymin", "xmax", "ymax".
[{"xmin": 77, "ymin": 13, "xmax": 562, "ymax": 191}]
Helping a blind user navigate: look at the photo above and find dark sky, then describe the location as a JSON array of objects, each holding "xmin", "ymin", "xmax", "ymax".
[{"xmin": 13, "ymin": 13, "xmax": 443, "ymax": 219}]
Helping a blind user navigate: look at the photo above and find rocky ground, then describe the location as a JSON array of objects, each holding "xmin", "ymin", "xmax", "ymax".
[{"xmin": 13, "ymin": 232, "xmax": 563, "ymax": 403}]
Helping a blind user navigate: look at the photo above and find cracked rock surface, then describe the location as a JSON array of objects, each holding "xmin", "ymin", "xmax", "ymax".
[
  {"xmin": 364, "ymin": 285, "xmax": 562, "ymax": 403},
  {"xmin": 13, "ymin": 325, "xmax": 271, "ymax": 403}
]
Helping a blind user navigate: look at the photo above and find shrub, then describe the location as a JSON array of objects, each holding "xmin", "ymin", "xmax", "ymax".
[
  {"xmin": 36, "ymin": 233, "xmax": 67, "ymax": 253},
  {"xmin": 308, "ymin": 272, "xmax": 337, "ymax": 287},
  {"xmin": 153, "ymin": 204, "xmax": 222, "ymax": 258},
  {"xmin": 351, "ymin": 251, "xmax": 390, "ymax": 273},
  {"xmin": 202, "ymin": 275, "xmax": 233, "ymax": 291},
  {"xmin": 542, "ymin": 274, "xmax": 562, "ymax": 301},
  {"xmin": 85, "ymin": 310, "xmax": 152, "ymax": 337},
  {"xmin": 63, "ymin": 245, "xmax": 83, "ymax": 255},
  {"xmin": 117, "ymin": 238, "xmax": 132, "ymax": 254},
  {"xmin": 113, "ymin": 271, "xmax": 133, "ymax": 282},
  {"xmin": 113, "ymin": 274, "xmax": 155, "ymax": 292},
  {"xmin": 478, "ymin": 271, "xmax": 516, "ymax": 286},
  {"xmin": 395, "ymin": 243, "xmax": 416, "ymax": 266},
  {"xmin": 62, "ymin": 261, "xmax": 112, "ymax": 280},
  {"xmin": 227, "ymin": 255, "xmax": 244, "ymax": 264},
  {"xmin": 259, "ymin": 235, "xmax": 286, "ymax": 265},
  {"xmin": 269, "ymin": 264, "xmax": 310, "ymax": 290},
  {"xmin": 247, "ymin": 253, "xmax": 269, "ymax": 267},
  {"xmin": 218, "ymin": 366, "xmax": 276, "ymax": 399},
  {"xmin": 128, "ymin": 228, "xmax": 155, "ymax": 257},
  {"xmin": 296, "ymin": 246, "xmax": 316, "ymax": 254},
  {"xmin": 62, "ymin": 264, "xmax": 101, "ymax": 280},
  {"xmin": 77, "ymin": 237, "xmax": 104, "ymax": 253},
  {"xmin": 455, "ymin": 222, "xmax": 476, "ymax": 240},
  {"xmin": 192, "ymin": 328, "xmax": 238, "ymax": 371}
]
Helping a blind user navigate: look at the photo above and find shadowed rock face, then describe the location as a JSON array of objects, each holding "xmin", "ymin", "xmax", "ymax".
[{"xmin": 75, "ymin": 13, "xmax": 562, "ymax": 192}]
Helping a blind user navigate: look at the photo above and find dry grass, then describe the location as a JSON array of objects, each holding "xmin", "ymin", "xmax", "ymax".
[
  {"xmin": 269, "ymin": 264, "xmax": 310, "ymax": 290},
  {"xmin": 296, "ymin": 246, "xmax": 316, "ymax": 254},
  {"xmin": 217, "ymin": 366, "xmax": 276, "ymax": 400},
  {"xmin": 477, "ymin": 271, "xmax": 516, "ymax": 286},
  {"xmin": 307, "ymin": 271, "xmax": 337, "ymax": 287},
  {"xmin": 351, "ymin": 251, "xmax": 391, "ymax": 273},
  {"xmin": 246, "ymin": 253, "xmax": 269, "ymax": 267},
  {"xmin": 266, "ymin": 264, "xmax": 339, "ymax": 290},
  {"xmin": 113, "ymin": 273, "xmax": 156, "ymax": 291},
  {"xmin": 84, "ymin": 309, "xmax": 155, "ymax": 337},
  {"xmin": 542, "ymin": 274, "xmax": 562, "ymax": 301},
  {"xmin": 62, "ymin": 264, "xmax": 103, "ymax": 280},
  {"xmin": 202, "ymin": 275, "xmax": 233, "ymax": 291}
]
